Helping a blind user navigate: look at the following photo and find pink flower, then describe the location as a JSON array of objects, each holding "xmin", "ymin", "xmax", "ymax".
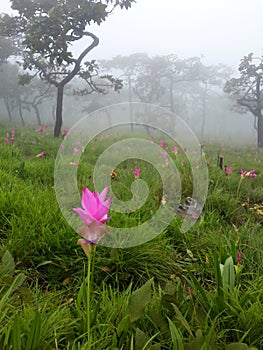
[
  {"xmin": 73, "ymin": 147, "xmax": 79, "ymax": 154},
  {"xmin": 73, "ymin": 187, "xmax": 113, "ymax": 245},
  {"xmin": 240, "ymin": 170, "xmax": 247, "ymax": 177},
  {"xmin": 173, "ymin": 146, "xmax": 179, "ymax": 154},
  {"xmin": 237, "ymin": 251, "xmax": 242, "ymax": 264},
  {"xmin": 10, "ymin": 137, "xmax": 15, "ymax": 144},
  {"xmin": 5, "ymin": 132, "xmax": 9, "ymax": 137},
  {"xmin": 69, "ymin": 162, "xmax": 80, "ymax": 167},
  {"xmin": 134, "ymin": 168, "xmax": 140, "ymax": 179},
  {"xmin": 36, "ymin": 151, "xmax": 45, "ymax": 158},
  {"xmin": 38, "ymin": 126, "xmax": 44, "ymax": 133},
  {"xmin": 4, "ymin": 138, "xmax": 9, "ymax": 144},
  {"xmin": 73, "ymin": 187, "xmax": 112, "ymax": 226},
  {"xmin": 247, "ymin": 170, "xmax": 257, "ymax": 178},
  {"xmin": 240, "ymin": 169, "xmax": 257, "ymax": 178},
  {"xmin": 11, "ymin": 129, "xmax": 16, "ymax": 135},
  {"xmin": 159, "ymin": 140, "xmax": 168, "ymax": 148},
  {"xmin": 225, "ymin": 166, "xmax": 232, "ymax": 176}
]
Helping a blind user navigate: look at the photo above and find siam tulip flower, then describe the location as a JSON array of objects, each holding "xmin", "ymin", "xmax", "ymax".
[
  {"xmin": 11, "ymin": 129, "xmax": 16, "ymax": 135},
  {"xmin": 38, "ymin": 125, "xmax": 44, "ymax": 133},
  {"xmin": 4, "ymin": 138, "xmax": 9, "ymax": 144},
  {"xmin": 10, "ymin": 137, "xmax": 15, "ymax": 143},
  {"xmin": 73, "ymin": 147, "xmax": 79, "ymax": 154},
  {"xmin": 5, "ymin": 132, "xmax": 9, "ymax": 137},
  {"xmin": 237, "ymin": 250, "xmax": 242, "ymax": 265},
  {"xmin": 73, "ymin": 186, "xmax": 113, "ymax": 229},
  {"xmin": 225, "ymin": 166, "xmax": 232, "ymax": 176},
  {"xmin": 159, "ymin": 140, "xmax": 168, "ymax": 148},
  {"xmin": 247, "ymin": 169, "xmax": 257, "ymax": 178},
  {"xmin": 73, "ymin": 187, "xmax": 112, "ymax": 248},
  {"xmin": 134, "ymin": 168, "xmax": 140, "ymax": 179},
  {"xmin": 240, "ymin": 170, "xmax": 247, "ymax": 177},
  {"xmin": 36, "ymin": 151, "xmax": 45, "ymax": 158},
  {"xmin": 161, "ymin": 195, "xmax": 166, "ymax": 206},
  {"xmin": 173, "ymin": 146, "xmax": 179, "ymax": 155}
]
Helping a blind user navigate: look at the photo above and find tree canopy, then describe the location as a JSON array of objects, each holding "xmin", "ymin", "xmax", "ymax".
[
  {"xmin": 224, "ymin": 53, "xmax": 263, "ymax": 147},
  {"xmin": 0, "ymin": 0, "xmax": 135, "ymax": 136}
]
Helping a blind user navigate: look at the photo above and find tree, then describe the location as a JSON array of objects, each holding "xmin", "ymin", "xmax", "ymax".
[
  {"xmin": 0, "ymin": 0, "xmax": 135, "ymax": 136},
  {"xmin": 224, "ymin": 53, "xmax": 263, "ymax": 147},
  {"xmin": 0, "ymin": 36, "xmax": 18, "ymax": 64}
]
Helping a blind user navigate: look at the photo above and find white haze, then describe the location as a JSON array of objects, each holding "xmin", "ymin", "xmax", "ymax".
[{"xmin": 1, "ymin": 0, "xmax": 263, "ymax": 68}]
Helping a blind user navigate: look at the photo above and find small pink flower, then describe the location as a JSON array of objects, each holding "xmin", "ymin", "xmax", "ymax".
[
  {"xmin": 38, "ymin": 126, "xmax": 44, "ymax": 133},
  {"xmin": 36, "ymin": 151, "xmax": 45, "ymax": 158},
  {"xmin": 173, "ymin": 146, "xmax": 179, "ymax": 154},
  {"xmin": 237, "ymin": 251, "xmax": 242, "ymax": 264},
  {"xmin": 11, "ymin": 129, "xmax": 16, "ymax": 135},
  {"xmin": 10, "ymin": 137, "xmax": 15, "ymax": 143},
  {"xmin": 134, "ymin": 168, "xmax": 140, "ymax": 179},
  {"xmin": 225, "ymin": 166, "xmax": 232, "ymax": 176},
  {"xmin": 76, "ymin": 141, "xmax": 81, "ymax": 146},
  {"xmin": 240, "ymin": 170, "xmax": 247, "ymax": 177},
  {"xmin": 5, "ymin": 132, "xmax": 9, "ymax": 137},
  {"xmin": 73, "ymin": 147, "xmax": 79, "ymax": 154},
  {"xmin": 4, "ymin": 138, "xmax": 9, "ymax": 144},
  {"xmin": 247, "ymin": 170, "xmax": 257, "ymax": 178},
  {"xmin": 69, "ymin": 162, "xmax": 80, "ymax": 167},
  {"xmin": 159, "ymin": 140, "xmax": 168, "ymax": 148},
  {"xmin": 92, "ymin": 147, "xmax": 96, "ymax": 151}
]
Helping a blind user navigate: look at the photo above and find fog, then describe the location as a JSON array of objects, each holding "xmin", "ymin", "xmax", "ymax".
[{"xmin": 0, "ymin": 0, "xmax": 263, "ymax": 145}]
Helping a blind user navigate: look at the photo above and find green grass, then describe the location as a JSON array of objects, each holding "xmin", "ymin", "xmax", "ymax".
[{"xmin": 0, "ymin": 124, "xmax": 263, "ymax": 349}]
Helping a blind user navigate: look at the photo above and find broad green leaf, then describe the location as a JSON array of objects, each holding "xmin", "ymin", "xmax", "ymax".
[
  {"xmin": 0, "ymin": 250, "xmax": 15, "ymax": 278},
  {"xmin": 171, "ymin": 303, "xmax": 193, "ymax": 337},
  {"xmin": 126, "ymin": 278, "xmax": 153, "ymax": 323},
  {"xmin": 135, "ymin": 328, "xmax": 149, "ymax": 350},
  {"xmin": 222, "ymin": 256, "xmax": 235, "ymax": 293}
]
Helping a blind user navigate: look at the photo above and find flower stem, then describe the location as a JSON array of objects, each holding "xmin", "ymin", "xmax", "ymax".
[{"xmin": 87, "ymin": 252, "xmax": 92, "ymax": 349}]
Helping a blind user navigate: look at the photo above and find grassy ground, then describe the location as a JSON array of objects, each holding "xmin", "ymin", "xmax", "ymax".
[{"xmin": 0, "ymin": 124, "xmax": 262, "ymax": 349}]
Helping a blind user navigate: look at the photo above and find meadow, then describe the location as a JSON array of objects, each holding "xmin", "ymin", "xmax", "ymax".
[{"xmin": 0, "ymin": 123, "xmax": 263, "ymax": 350}]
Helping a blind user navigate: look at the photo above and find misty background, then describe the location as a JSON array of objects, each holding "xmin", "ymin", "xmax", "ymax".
[{"xmin": 1, "ymin": 0, "xmax": 263, "ymax": 145}]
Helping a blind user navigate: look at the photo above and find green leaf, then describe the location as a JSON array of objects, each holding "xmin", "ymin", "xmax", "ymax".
[
  {"xmin": 168, "ymin": 317, "xmax": 184, "ymax": 350},
  {"xmin": 126, "ymin": 278, "xmax": 153, "ymax": 322},
  {"xmin": 222, "ymin": 256, "xmax": 235, "ymax": 293},
  {"xmin": 0, "ymin": 250, "xmax": 15, "ymax": 278},
  {"xmin": 117, "ymin": 314, "xmax": 131, "ymax": 336},
  {"xmin": 135, "ymin": 328, "xmax": 149, "ymax": 350},
  {"xmin": 12, "ymin": 314, "xmax": 22, "ymax": 350},
  {"xmin": 171, "ymin": 303, "xmax": 193, "ymax": 337},
  {"xmin": 225, "ymin": 343, "xmax": 256, "ymax": 350},
  {"xmin": 25, "ymin": 310, "xmax": 41, "ymax": 350}
]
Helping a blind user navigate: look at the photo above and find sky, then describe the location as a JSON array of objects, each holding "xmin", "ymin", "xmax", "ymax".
[{"xmin": 1, "ymin": 0, "xmax": 263, "ymax": 69}]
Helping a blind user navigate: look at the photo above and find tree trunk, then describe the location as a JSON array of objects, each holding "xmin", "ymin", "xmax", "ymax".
[
  {"xmin": 54, "ymin": 84, "xmax": 64, "ymax": 137},
  {"xmin": 258, "ymin": 116, "xmax": 263, "ymax": 147},
  {"xmin": 128, "ymin": 75, "xmax": 134, "ymax": 132},
  {"xmin": 18, "ymin": 101, "xmax": 25, "ymax": 126},
  {"xmin": 4, "ymin": 97, "xmax": 12, "ymax": 123},
  {"xmin": 201, "ymin": 81, "xmax": 208, "ymax": 141},
  {"xmin": 32, "ymin": 104, "xmax": 42, "ymax": 126}
]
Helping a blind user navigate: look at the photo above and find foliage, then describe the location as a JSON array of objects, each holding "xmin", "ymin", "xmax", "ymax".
[
  {"xmin": 0, "ymin": 0, "xmax": 135, "ymax": 136},
  {"xmin": 224, "ymin": 53, "xmax": 263, "ymax": 147},
  {"xmin": 0, "ymin": 126, "xmax": 263, "ymax": 348}
]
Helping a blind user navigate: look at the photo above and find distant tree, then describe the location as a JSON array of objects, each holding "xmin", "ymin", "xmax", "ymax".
[
  {"xmin": 0, "ymin": 36, "xmax": 18, "ymax": 64},
  {"xmin": 224, "ymin": 53, "xmax": 263, "ymax": 147},
  {"xmin": 0, "ymin": 0, "xmax": 135, "ymax": 136}
]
